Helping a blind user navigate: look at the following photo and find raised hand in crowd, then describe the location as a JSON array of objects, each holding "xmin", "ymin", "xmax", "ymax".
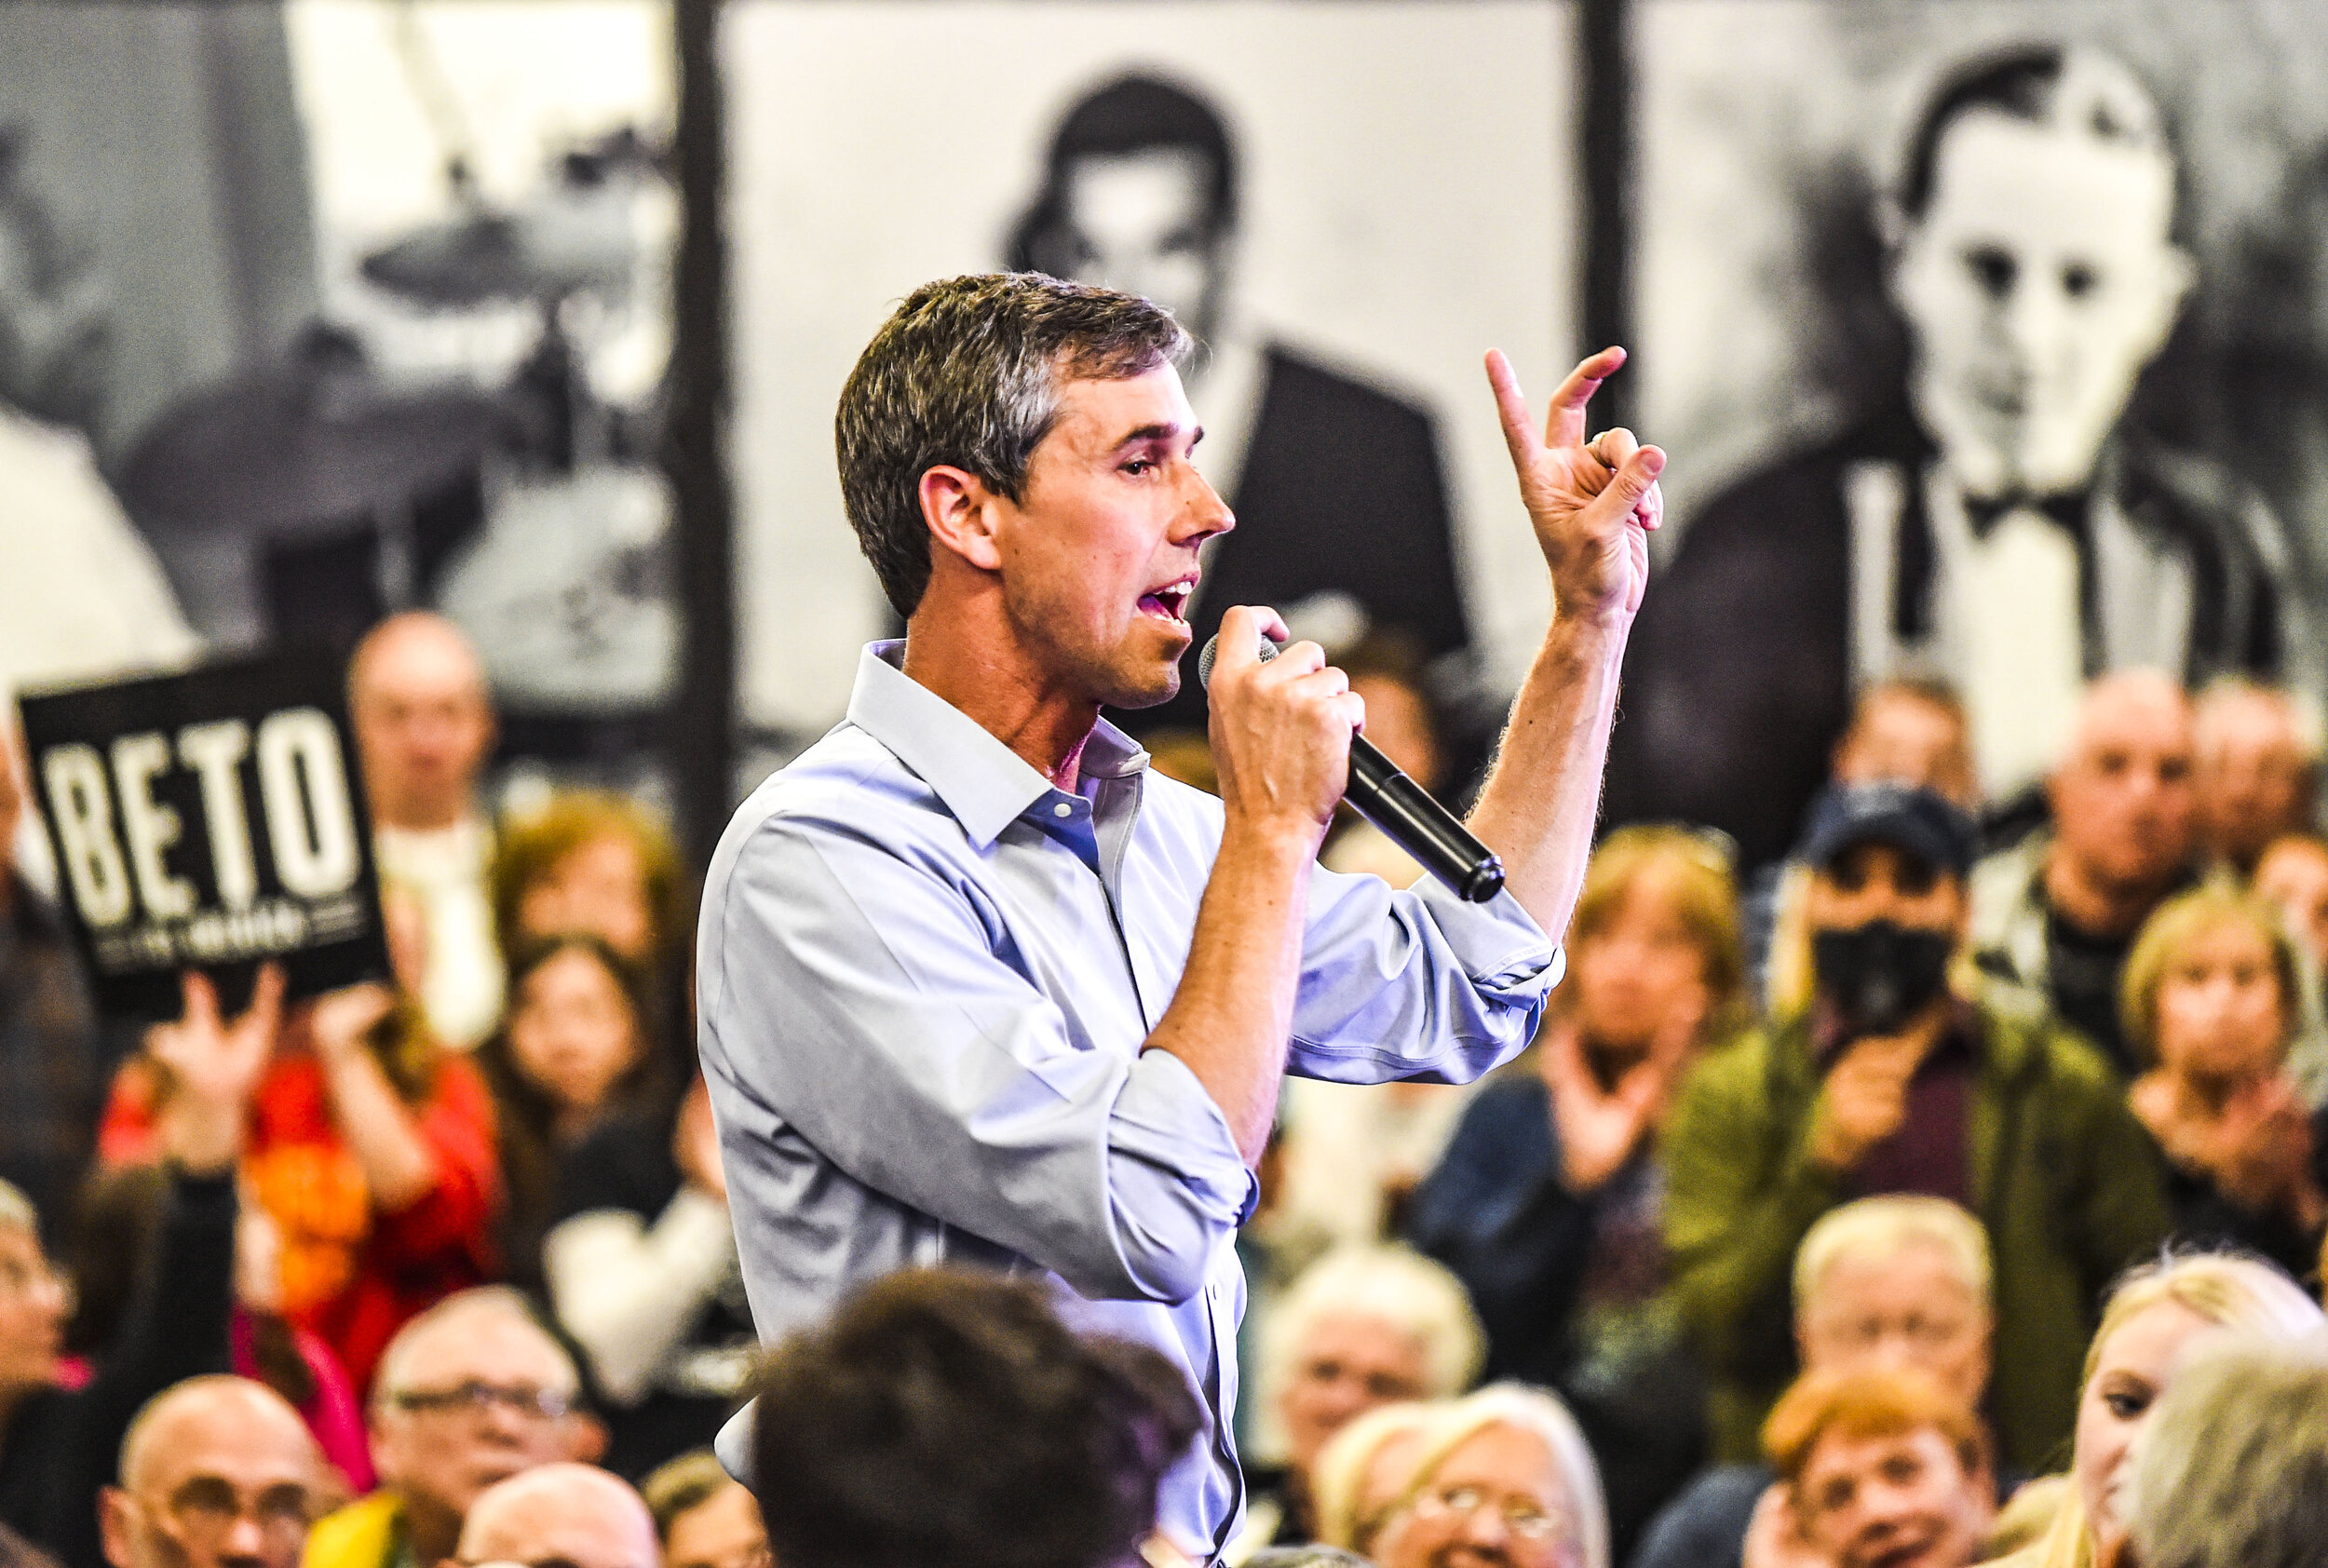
[
  {"xmin": 1739, "ymin": 1479, "xmax": 1826, "ymax": 1568},
  {"xmin": 1544, "ymin": 983, "xmax": 1704, "ymax": 1194},
  {"xmin": 146, "ymin": 965, "xmax": 285, "ymax": 1174},
  {"xmin": 1807, "ymin": 1030, "xmax": 1928, "ymax": 1176},
  {"xmin": 2159, "ymin": 1071, "xmax": 2327, "ymax": 1232},
  {"xmin": 308, "ymin": 981, "xmax": 440, "ymax": 1210},
  {"xmin": 673, "ymin": 1075, "xmax": 728, "ymax": 1206}
]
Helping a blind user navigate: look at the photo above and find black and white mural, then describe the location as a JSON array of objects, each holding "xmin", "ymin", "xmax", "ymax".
[
  {"xmin": 0, "ymin": 0, "xmax": 681, "ymax": 812},
  {"xmin": 1605, "ymin": 0, "xmax": 2328, "ymax": 870},
  {"xmin": 723, "ymin": 0, "xmax": 1579, "ymax": 751}
]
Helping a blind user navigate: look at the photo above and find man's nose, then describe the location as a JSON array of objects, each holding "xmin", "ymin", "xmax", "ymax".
[
  {"xmin": 1174, "ymin": 466, "xmax": 1234, "ymax": 541},
  {"xmin": 214, "ymin": 1511, "xmax": 271, "ymax": 1568}
]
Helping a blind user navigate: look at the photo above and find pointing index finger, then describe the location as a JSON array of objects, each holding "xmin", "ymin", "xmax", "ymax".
[{"xmin": 1484, "ymin": 349, "xmax": 1539, "ymax": 469}]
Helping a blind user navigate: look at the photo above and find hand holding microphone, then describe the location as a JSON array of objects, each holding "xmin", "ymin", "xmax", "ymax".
[{"xmin": 1199, "ymin": 610, "xmax": 1505, "ymax": 903}]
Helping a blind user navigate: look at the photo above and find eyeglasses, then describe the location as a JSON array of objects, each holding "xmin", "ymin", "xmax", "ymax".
[
  {"xmin": 1410, "ymin": 1484, "xmax": 1575, "ymax": 1544},
  {"xmin": 387, "ymin": 1381, "xmax": 576, "ymax": 1421},
  {"xmin": 156, "ymin": 1477, "xmax": 315, "ymax": 1549}
]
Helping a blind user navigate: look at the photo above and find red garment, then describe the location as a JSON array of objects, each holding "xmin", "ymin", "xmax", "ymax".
[{"xmin": 100, "ymin": 1048, "xmax": 500, "ymax": 1395}]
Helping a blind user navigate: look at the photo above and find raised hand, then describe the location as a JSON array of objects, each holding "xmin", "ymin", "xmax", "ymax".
[
  {"xmin": 147, "ymin": 965, "xmax": 286, "ymax": 1173},
  {"xmin": 1808, "ymin": 1031, "xmax": 1924, "ymax": 1174},
  {"xmin": 308, "ymin": 982, "xmax": 399, "ymax": 1069},
  {"xmin": 1486, "ymin": 346, "xmax": 1666, "ymax": 627}
]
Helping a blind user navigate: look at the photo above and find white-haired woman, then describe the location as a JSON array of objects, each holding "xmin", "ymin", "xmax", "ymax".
[
  {"xmin": 1373, "ymin": 1384, "xmax": 1610, "ymax": 1568},
  {"xmin": 1991, "ymin": 1250, "xmax": 2322, "ymax": 1568},
  {"xmin": 1230, "ymin": 1246, "xmax": 1483, "ymax": 1558}
]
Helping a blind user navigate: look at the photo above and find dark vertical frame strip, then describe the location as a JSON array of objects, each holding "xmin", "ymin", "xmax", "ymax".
[
  {"xmin": 1577, "ymin": 0, "xmax": 1632, "ymax": 431},
  {"xmin": 668, "ymin": 0, "xmax": 736, "ymax": 871}
]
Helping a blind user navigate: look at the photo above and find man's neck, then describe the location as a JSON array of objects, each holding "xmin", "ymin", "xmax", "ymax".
[
  {"xmin": 377, "ymin": 805, "xmax": 474, "ymax": 838},
  {"xmin": 2041, "ymin": 847, "xmax": 2165, "ymax": 940},
  {"xmin": 900, "ymin": 606, "xmax": 1102, "ymax": 790}
]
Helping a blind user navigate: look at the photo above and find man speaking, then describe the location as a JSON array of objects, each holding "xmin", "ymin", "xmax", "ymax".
[{"xmin": 697, "ymin": 273, "xmax": 1663, "ymax": 1557}]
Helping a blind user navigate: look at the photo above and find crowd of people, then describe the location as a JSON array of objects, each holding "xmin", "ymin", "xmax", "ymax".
[{"xmin": 5, "ymin": 612, "xmax": 2328, "ymax": 1568}]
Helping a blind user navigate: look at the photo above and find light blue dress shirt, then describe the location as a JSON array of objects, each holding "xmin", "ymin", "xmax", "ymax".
[{"xmin": 697, "ymin": 642, "xmax": 1563, "ymax": 1557}]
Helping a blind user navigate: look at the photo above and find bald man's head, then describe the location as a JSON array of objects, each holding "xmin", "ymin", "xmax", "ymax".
[
  {"xmin": 348, "ymin": 613, "xmax": 494, "ymax": 832},
  {"xmin": 2193, "ymin": 679, "xmax": 2319, "ymax": 874},
  {"xmin": 103, "ymin": 1377, "xmax": 323, "ymax": 1568},
  {"xmin": 454, "ymin": 1464, "xmax": 657, "ymax": 1568},
  {"xmin": 2048, "ymin": 669, "xmax": 2197, "ymax": 905}
]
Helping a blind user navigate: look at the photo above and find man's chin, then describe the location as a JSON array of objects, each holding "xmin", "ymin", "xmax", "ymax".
[{"xmin": 1102, "ymin": 664, "xmax": 1183, "ymax": 712}]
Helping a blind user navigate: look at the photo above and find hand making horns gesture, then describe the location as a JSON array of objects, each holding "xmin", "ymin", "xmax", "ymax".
[{"xmin": 1487, "ymin": 345, "xmax": 1666, "ymax": 628}]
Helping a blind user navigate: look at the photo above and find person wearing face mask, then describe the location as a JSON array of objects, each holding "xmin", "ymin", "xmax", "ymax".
[
  {"xmin": 2119, "ymin": 890, "xmax": 2328, "ymax": 1278},
  {"xmin": 1987, "ymin": 1250, "xmax": 2322, "ymax": 1568},
  {"xmin": 1663, "ymin": 782, "xmax": 2170, "ymax": 1481}
]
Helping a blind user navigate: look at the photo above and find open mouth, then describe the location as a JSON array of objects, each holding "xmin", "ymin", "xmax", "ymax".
[{"xmin": 1138, "ymin": 577, "xmax": 1196, "ymax": 629}]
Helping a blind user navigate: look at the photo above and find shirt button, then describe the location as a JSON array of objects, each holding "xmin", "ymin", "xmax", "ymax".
[{"xmin": 1053, "ymin": 802, "xmax": 1073, "ymax": 818}]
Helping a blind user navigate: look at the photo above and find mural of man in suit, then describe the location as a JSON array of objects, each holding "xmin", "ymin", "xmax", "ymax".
[
  {"xmin": 1008, "ymin": 74, "xmax": 1473, "ymax": 731},
  {"xmin": 1605, "ymin": 44, "xmax": 2292, "ymax": 870}
]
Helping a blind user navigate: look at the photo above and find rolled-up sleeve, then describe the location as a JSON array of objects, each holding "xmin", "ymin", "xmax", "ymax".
[
  {"xmin": 1284, "ymin": 864, "xmax": 1563, "ymax": 1085},
  {"xmin": 705, "ymin": 810, "xmax": 1256, "ymax": 1305}
]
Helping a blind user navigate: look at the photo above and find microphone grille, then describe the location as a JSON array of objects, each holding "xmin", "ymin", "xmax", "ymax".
[{"xmin": 1197, "ymin": 630, "xmax": 1279, "ymax": 691}]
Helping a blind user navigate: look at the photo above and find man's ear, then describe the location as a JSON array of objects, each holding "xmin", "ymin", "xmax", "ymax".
[
  {"xmin": 98, "ymin": 1487, "xmax": 134, "ymax": 1568},
  {"xmin": 918, "ymin": 466, "xmax": 1006, "ymax": 575}
]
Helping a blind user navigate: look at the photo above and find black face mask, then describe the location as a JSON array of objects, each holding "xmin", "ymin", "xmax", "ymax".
[{"xmin": 1812, "ymin": 919, "xmax": 1954, "ymax": 1036}]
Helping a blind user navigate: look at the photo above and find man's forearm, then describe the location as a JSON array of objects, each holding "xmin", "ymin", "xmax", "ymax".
[
  {"xmin": 1144, "ymin": 818, "xmax": 1316, "ymax": 1165},
  {"xmin": 1466, "ymin": 614, "xmax": 1628, "ymax": 937}
]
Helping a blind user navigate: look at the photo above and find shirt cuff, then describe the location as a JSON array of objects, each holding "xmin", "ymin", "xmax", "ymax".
[
  {"xmin": 1409, "ymin": 877, "xmax": 1566, "ymax": 999},
  {"xmin": 1114, "ymin": 1048, "xmax": 1262, "ymax": 1229}
]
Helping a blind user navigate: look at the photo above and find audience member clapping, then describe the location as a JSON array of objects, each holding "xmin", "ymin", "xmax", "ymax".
[
  {"xmin": 305, "ymin": 1289, "xmax": 603, "ymax": 1568},
  {"xmin": 1666, "ymin": 782, "xmax": 2169, "ymax": 1481},
  {"xmin": 1753, "ymin": 1368, "xmax": 1991, "ymax": 1568},
  {"xmin": 1238, "ymin": 1247, "xmax": 1481, "ymax": 1553},
  {"xmin": 1366, "ymin": 1385, "xmax": 1608, "ymax": 1568},
  {"xmin": 2128, "ymin": 1330, "xmax": 2328, "ymax": 1568},
  {"xmin": 747, "ymin": 1267, "xmax": 1202, "ymax": 1568},
  {"xmin": 1987, "ymin": 1251, "xmax": 2323, "ymax": 1568},
  {"xmin": 98, "ymin": 901, "xmax": 499, "ymax": 1395},
  {"xmin": 2121, "ymin": 890, "xmax": 2328, "ymax": 1277},
  {"xmin": 478, "ymin": 937, "xmax": 670, "ymax": 1298},
  {"xmin": 643, "ymin": 1452, "xmax": 767, "ymax": 1568},
  {"xmin": 1306, "ymin": 1401, "xmax": 1436, "ymax": 1559},
  {"xmin": 542, "ymin": 1070, "xmax": 751, "ymax": 1480},
  {"xmin": 1971, "ymin": 671, "xmax": 2199, "ymax": 1073},
  {"xmin": 1634, "ymin": 1196, "xmax": 1998, "ymax": 1568},
  {"xmin": 1410, "ymin": 824, "xmax": 1739, "ymax": 1555},
  {"xmin": 452, "ymin": 1464, "xmax": 656, "ymax": 1568},
  {"xmin": 97, "ymin": 1377, "xmax": 324, "ymax": 1568},
  {"xmin": 349, "ymin": 614, "xmax": 503, "ymax": 1049},
  {"xmin": 0, "ymin": 968, "xmax": 267, "ymax": 1568},
  {"xmin": 2189, "ymin": 676, "xmax": 2318, "ymax": 880}
]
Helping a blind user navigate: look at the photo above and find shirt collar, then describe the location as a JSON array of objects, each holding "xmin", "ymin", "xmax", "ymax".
[{"xmin": 845, "ymin": 641, "xmax": 1150, "ymax": 849}]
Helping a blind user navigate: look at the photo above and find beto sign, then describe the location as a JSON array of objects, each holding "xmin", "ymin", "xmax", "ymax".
[{"xmin": 18, "ymin": 654, "xmax": 391, "ymax": 1019}]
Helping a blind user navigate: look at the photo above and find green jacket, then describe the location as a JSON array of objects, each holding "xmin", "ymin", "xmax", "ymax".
[{"xmin": 1662, "ymin": 994, "xmax": 2171, "ymax": 1474}]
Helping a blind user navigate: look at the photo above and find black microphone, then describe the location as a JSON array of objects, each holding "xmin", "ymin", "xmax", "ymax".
[{"xmin": 1198, "ymin": 633, "xmax": 1506, "ymax": 903}]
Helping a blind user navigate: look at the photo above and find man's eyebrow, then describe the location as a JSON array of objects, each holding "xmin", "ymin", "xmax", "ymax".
[{"xmin": 1111, "ymin": 422, "xmax": 1201, "ymax": 452}]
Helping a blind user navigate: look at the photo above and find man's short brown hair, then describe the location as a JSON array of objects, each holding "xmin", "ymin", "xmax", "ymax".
[
  {"xmin": 836, "ymin": 273, "xmax": 1192, "ymax": 619},
  {"xmin": 1763, "ymin": 1367, "xmax": 1987, "ymax": 1490}
]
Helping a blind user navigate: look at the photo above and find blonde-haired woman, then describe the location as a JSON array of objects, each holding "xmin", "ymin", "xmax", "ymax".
[
  {"xmin": 1990, "ymin": 1250, "xmax": 2322, "ymax": 1568},
  {"xmin": 1372, "ymin": 1384, "xmax": 1610, "ymax": 1568},
  {"xmin": 1408, "ymin": 824, "xmax": 1740, "ymax": 1557},
  {"xmin": 2120, "ymin": 889, "xmax": 2328, "ymax": 1278}
]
